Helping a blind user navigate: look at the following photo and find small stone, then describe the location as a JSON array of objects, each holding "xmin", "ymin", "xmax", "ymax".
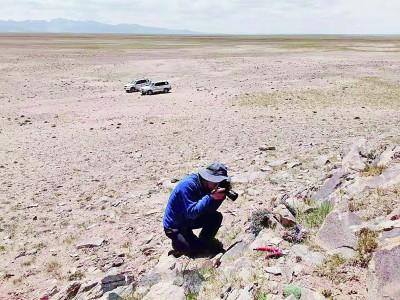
[
  {"xmin": 259, "ymin": 146, "xmax": 276, "ymax": 151},
  {"xmin": 268, "ymin": 159, "xmax": 287, "ymax": 168},
  {"xmin": 265, "ymin": 266, "xmax": 282, "ymax": 275},
  {"xmin": 76, "ymin": 238, "xmax": 105, "ymax": 249}
]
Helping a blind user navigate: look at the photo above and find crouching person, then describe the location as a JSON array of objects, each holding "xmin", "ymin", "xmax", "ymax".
[{"xmin": 163, "ymin": 162, "xmax": 230, "ymax": 257}]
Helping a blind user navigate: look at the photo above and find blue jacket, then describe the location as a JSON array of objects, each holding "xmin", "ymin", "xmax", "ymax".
[{"xmin": 163, "ymin": 173, "xmax": 222, "ymax": 229}]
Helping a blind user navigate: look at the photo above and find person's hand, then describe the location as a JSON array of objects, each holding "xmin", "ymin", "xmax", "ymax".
[{"xmin": 211, "ymin": 188, "xmax": 226, "ymax": 201}]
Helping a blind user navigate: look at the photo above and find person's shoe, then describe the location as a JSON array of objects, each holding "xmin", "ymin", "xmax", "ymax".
[
  {"xmin": 204, "ymin": 238, "xmax": 226, "ymax": 255},
  {"xmin": 168, "ymin": 249, "xmax": 183, "ymax": 258}
]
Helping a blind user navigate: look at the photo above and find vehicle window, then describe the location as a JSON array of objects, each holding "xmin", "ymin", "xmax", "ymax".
[
  {"xmin": 137, "ymin": 80, "xmax": 145, "ymax": 84},
  {"xmin": 165, "ymin": 82, "xmax": 169, "ymax": 85},
  {"xmin": 155, "ymin": 82, "xmax": 162, "ymax": 86}
]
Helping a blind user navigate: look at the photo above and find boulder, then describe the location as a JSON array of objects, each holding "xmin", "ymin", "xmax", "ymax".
[
  {"xmin": 142, "ymin": 281, "xmax": 185, "ymax": 300},
  {"xmin": 316, "ymin": 210, "xmax": 362, "ymax": 257},
  {"xmin": 250, "ymin": 229, "xmax": 282, "ymax": 249},
  {"xmin": 299, "ymin": 288, "xmax": 325, "ymax": 300},
  {"xmin": 153, "ymin": 251, "xmax": 177, "ymax": 276},
  {"xmin": 375, "ymin": 145, "xmax": 400, "ymax": 167},
  {"xmin": 342, "ymin": 138, "xmax": 367, "ymax": 172},
  {"xmin": 313, "ymin": 169, "xmax": 348, "ymax": 201},
  {"xmin": 346, "ymin": 163, "xmax": 400, "ymax": 196},
  {"xmin": 368, "ymin": 237, "xmax": 400, "ymax": 300},
  {"xmin": 221, "ymin": 241, "xmax": 248, "ymax": 263}
]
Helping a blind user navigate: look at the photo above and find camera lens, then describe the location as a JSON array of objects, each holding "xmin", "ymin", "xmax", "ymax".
[{"xmin": 227, "ymin": 190, "xmax": 238, "ymax": 201}]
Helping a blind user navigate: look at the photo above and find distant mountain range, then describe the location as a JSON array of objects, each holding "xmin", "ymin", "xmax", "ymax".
[{"xmin": 0, "ymin": 19, "xmax": 199, "ymax": 35}]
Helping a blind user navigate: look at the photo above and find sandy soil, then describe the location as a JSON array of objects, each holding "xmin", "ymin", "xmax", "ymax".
[{"xmin": 1, "ymin": 34, "xmax": 400, "ymax": 299}]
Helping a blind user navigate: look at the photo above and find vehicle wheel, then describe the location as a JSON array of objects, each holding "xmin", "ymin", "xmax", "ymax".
[
  {"xmin": 163, "ymin": 88, "xmax": 169, "ymax": 93},
  {"xmin": 147, "ymin": 90, "xmax": 153, "ymax": 95},
  {"xmin": 130, "ymin": 88, "xmax": 136, "ymax": 92}
]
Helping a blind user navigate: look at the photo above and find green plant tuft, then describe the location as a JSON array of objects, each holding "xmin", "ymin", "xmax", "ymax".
[{"xmin": 296, "ymin": 201, "xmax": 333, "ymax": 229}]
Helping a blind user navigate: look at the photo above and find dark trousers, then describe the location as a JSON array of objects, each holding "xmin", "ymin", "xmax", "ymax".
[{"xmin": 164, "ymin": 211, "xmax": 223, "ymax": 255}]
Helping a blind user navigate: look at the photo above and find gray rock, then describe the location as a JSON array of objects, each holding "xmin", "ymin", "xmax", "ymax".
[
  {"xmin": 342, "ymin": 137, "xmax": 367, "ymax": 172},
  {"xmin": 101, "ymin": 268, "xmax": 134, "ymax": 293},
  {"xmin": 142, "ymin": 281, "xmax": 185, "ymax": 300},
  {"xmin": 137, "ymin": 271, "xmax": 162, "ymax": 288},
  {"xmin": 313, "ymin": 169, "xmax": 348, "ymax": 201},
  {"xmin": 221, "ymin": 241, "xmax": 248, "ymax": 263},
  {"xmin": 316, "ymin": 210, "xmax": 362, "ymax": 257},
  {"xmin": 153, "ymin": 252, "xmax": 177, "ymax": 276},
  {"xmin": 268, "ymin": 159, "xmax": 288, "ymax": 168},
  {"xmin": 368, "ymin": 237, "xmax": 400, "ymax": 300},
  {"xmin": 100, "ymin": 284, "xmax": 135, "ymax": 300},
  {"xmin": 346, "ymin": 163, "xmax": 400, "ymax": 196},
  {"xmin": 299, "ymin": 288, "xmax": 325, "ymax": 300},
  {"xmin": 375, "ymin": 145, "xmax": 400, "ymax": 168},
  {"xmin": 54, "ymin": 282, "xmax": 81, "ymax": 300},
  {"xmin": 177, "ymin": 270, "xmax": 204, "ymax": 295},
  {"xmin": 76, "ymin": 238, "xmax": 105, "ymax": 249},
  {"xmin": 380, "ymin": 228, "xmax": 400, "ymax": 241},
  {"xmin": 290, "ymin": 244, "xmax": 324, "ymax": 267},
  {"xmin": 250, "ymin": 229, "xmax": 282, "ymax": 249},
  {"xmin": 265, "ymin": 266, "xmax": 282, "ymax": 275}
]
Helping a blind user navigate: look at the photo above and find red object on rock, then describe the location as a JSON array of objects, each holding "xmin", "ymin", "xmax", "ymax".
[{"xmin": 253, "ymin": 246, "xmax": 283, "ymax": 258}]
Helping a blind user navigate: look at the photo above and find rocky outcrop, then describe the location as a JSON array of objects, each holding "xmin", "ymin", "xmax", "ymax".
[
  {"xmin": 368, "ymin": 237, "xmax": 400, "ymax": 300},
  {"xmin": 316, "ymin": 210, "xmax": 361, "ymax": 258}
]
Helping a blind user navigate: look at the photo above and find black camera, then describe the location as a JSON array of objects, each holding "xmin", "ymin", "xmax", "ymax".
[{"xmin": 218, "ymin": 179, "xmax": 239, "ymax": 201}]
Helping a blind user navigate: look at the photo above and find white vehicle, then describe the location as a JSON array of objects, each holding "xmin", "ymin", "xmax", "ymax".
[
  {"xmin": 140, "ymin": 81, "xmax": 171, "ymax": 95},
  {"xmin": 124, "ymin": 79, "xmax": 151, "ymax": 93}
]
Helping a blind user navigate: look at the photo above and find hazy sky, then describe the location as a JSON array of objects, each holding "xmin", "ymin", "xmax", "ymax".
[{"xmin": 1, "ymin": 0, "xmax": 400, "ymax": 34}]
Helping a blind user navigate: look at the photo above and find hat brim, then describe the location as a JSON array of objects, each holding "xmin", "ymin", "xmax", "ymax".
[{"xmin": 198, "ymin": 168, "xmax": 229, "ymax": 183}]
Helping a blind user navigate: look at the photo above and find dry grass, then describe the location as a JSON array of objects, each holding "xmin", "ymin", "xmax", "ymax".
[
  {"xmin": 315, "ymin": 254, "xmax": 347, "ymax": 284},
  {"xmin": 3, "ymin": 34, "xmax": 400, "ymax": 52},
  {"xmin": 355, "ymin": 228, "xmax": 378, "ymax": 268},
  {"xmin": 46, "ymin": 260, "xmax": 62, "ymax": 279},
  {"xmin": 348, "ymin": 186, "xmax": 399, "ymax": 220},
  {"xmin": 238, "ymin": 76, "xmax": 400, "ymax": 110},
  {"xmin": 360, "ymin": 165, "xmax": 386, "ymax": 177}
]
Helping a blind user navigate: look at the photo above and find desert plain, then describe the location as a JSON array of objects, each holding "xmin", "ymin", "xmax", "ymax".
[{"xmin": 1, "ymin": 34, "xmax": 400, "ymax": 299}]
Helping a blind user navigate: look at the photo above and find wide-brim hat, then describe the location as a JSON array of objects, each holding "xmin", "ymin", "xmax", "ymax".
[{"xmin": 198, "ymin": 162, "xmax": 230, "ymax": 183}]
